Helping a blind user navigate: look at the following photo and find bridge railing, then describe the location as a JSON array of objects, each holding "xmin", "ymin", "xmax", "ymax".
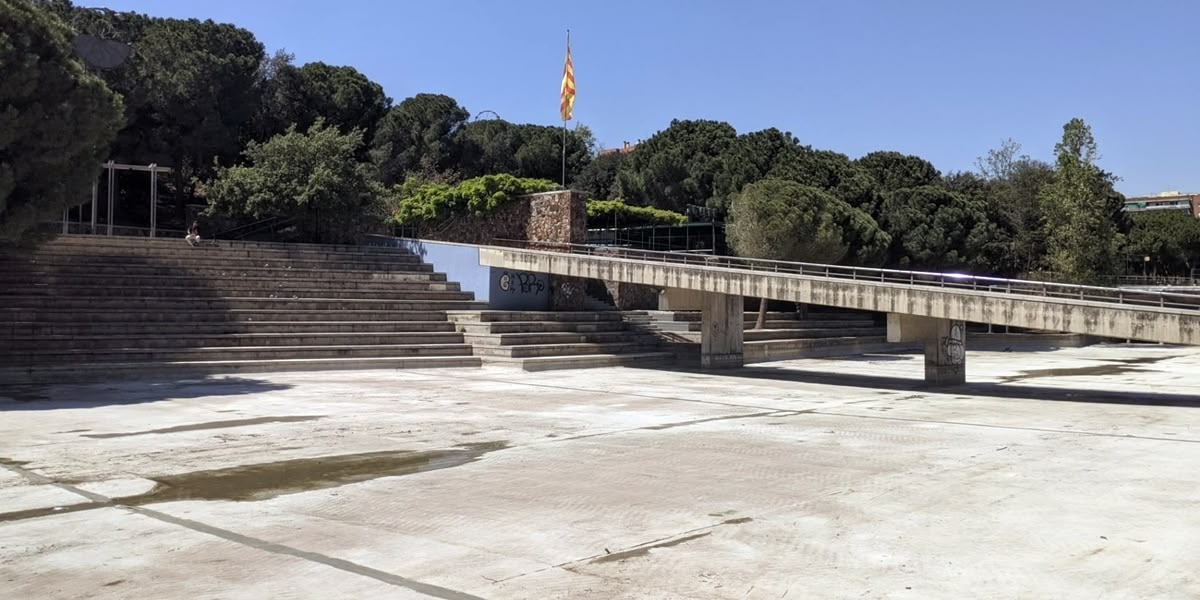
[{"xmin": 491, "ymin": 239, "xmax": 1200, "ymax": 312}]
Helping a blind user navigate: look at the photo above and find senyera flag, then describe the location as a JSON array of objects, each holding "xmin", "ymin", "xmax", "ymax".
[{"xmin": 560, "ymin": 35, "xmax": 575, "ymax": 122}]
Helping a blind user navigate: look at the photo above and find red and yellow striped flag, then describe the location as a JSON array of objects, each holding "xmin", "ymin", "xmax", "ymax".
[{"xmin": 560, "ymin": 35, "xmax": 575, "ymax": 122}]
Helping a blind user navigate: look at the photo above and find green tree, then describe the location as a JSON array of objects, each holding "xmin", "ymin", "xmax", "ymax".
[
  {"xmin": 1039, "ymin": 118, "xmax": 1126, "ymax": 283},
  {"xmin": 973, "ymin": 139, "xmax": 1056, "ymax": 275},
  {"xmin": 453, "ymin": 120, "xmax": 594, "ymax": 184},
  {"xmin": 0, "ymin": 0, "xmax": 123, "ymax": 243},
  {"xmin": 878, "ymin": 185, "xmax": 992, "ymax": 270},
  {"xmin": 259, "ymin": 58, "xmax": 390, "ymax": 141},
  {"xmin": 727, "ymin": 179, "xmax": 887, "ymax": 327},
  {"xmin": 1126, "ymin": 211, "xmax": 1200, "ymax": 278},
  {"xmin": 573, "ymin": 150, "xmax": 626, "ymax": 201},
  {"xmin": 616, "ymin": 119, "xmax": 737, "ymax": 212},
  {"xmin": 371, "ymin": 93, "xmax": 469, "ymax": 185},
  {"xmin": 206, "ymin": 121, "xmax": 382, "ymax": 243},
  {"xmin": 855, "ymin": 151, "xmax": 942, "ymax": 192},
  {"xmin": 128, "ymin": 17, "xmax": 265, "ymax": 208}
]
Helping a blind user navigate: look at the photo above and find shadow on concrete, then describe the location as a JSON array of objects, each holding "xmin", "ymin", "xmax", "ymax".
[
  {"xmin": 645, "ymin": 358, "xmax": 1200, "ymax": 408},
  {"xmin": 0, "ymin": 376, "xmax": 293, "ymax": 411}
]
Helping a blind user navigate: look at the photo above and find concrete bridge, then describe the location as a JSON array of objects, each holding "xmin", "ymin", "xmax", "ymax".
[{"xmin": 475, "ymin": 241, "xmax": 1200, "ymax": 385}]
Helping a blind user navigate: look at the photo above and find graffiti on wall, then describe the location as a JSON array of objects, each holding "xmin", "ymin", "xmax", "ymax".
[{"xmin": 497, "ymin": 271, "xmax": 546, "ymax": 294}]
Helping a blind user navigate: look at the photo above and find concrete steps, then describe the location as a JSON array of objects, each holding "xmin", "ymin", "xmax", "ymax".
[
  {"xmin": 2, "ymin": 331, "xmax": 467, "ymax": 351},
  {"xmin": 447, "ymin": 310, "xmax": 669, "ymax": 370},
  {"xmin": 0, "ymin": 295, "xmax": 486, "ymax": 312},
  {"xmin": 0, "ymin": 309, "xmax": 456, "ymax": 324},
  {"xmin": 0, "ymin": 320, "xmax": 457, "ymax": 337},
  {"xmin": 1, "ymin": 343, "xmax": 474, "ymax": 365},
  {"xmin": 0, "ymin": 356, "xmax": 482, "ymax": 385},
  {"xmin": 0, "ymin": 234, "xmax": 483, "ymax": 382},
  {"xmin": 0, "ymin": 286, "xmax": 473, "ymax": 300},
  {"xmin": 514, "ymin": 352, "xmax": 675, "ymax": 372}
]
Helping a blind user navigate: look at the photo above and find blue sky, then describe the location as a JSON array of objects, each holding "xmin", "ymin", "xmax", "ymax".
[{"xmin": 99, "ymin": 0, "xmax": 1198, "ymax": 195}]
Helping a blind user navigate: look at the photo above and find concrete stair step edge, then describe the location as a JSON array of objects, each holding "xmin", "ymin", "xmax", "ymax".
[
  {"xmin": 0, "ymin": 310, "xmax": 459, "ymax": 324},
  {"xmin": 0, "ymin": 355, "xmax": 484, "ymax": 385},
  {"xmin": 0, "ymin": 321, "xmax": 458, "ymax": 335},
  {"xmin": 474, "ymin": 342, "xmax": 661, "ymax": 358},
  {"xmin": 505, "ymin": 352, "xmax": 676, "ymax": 372},
  {"xmin": 463, "ymin": 332, "xmax": 659, "ymax": 346},
  {"xmin": 455, "ymin": 321, "xmax": 631, "ymax": 334},
  {"xmin": 2, "ymin": 332, "xmax": 467, "ymax": 350},
  {"xmin": 446, "ymin": 310, "xmax": 625, "ymax": 323},
  {"xmin": 7, "ymin": 343, "xmax": 476, "ymax": 363}
]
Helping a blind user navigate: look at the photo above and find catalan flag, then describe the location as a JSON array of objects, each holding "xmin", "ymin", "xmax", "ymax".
[{"xmin": 560, "ymin": 34, "xmax": 575, "ymax": 122}]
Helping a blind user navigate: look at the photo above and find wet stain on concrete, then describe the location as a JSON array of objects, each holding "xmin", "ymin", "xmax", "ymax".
[
  {"xmin": 0, "ymin": 442, "xmax": 508, "ymax": 523},
  {"xmin": 53, "ymin": 429, "xmax": 92, "ymax": 435},
  {"xmin": 82, "ymin": 416, "xmax": 325, "ymax": 439},
  {"xmin": 592, "ymin": 532, "xmax": 712, "ymax": 564},
  {"xmin": 0, "ymin": 501, "xmax": 104, "ymax": 523},
  {"xmin": 999, "ymin": 355, "xmax": 1183, "ymax": 383},
  {"xmin": 117, "ymin": 441, "xmax": 508, "ymax": 503},
  {"xmin": 722, "ymin": 517, "xmax": 754, "ymax": 525}
]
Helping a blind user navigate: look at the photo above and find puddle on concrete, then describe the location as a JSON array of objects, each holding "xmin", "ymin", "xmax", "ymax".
[
  {"xmin": 83, "ymin": 416, "xmax": 324, "ymax": 439},
  {"xmin": 117, "ymin": 441, "xmax": 508, "ymax": 503},
  {"xmin": 722, "ymin": 517, "xmax": 754, "ymax": 525},
  {"xmin": 0, "ymin": 502, "xmax": 104, "ymax": 523},
  {"xmin": 593, "ymin": 532, "xmax": 712, "ymax": 564},
  {"xmin": 999, "ymin": 355, "xmax": 1182, "ymax": 383},
  {"xmin": 0, "ymin": 442, "xmax": 508, "ymax": 523},
  {"xmin": 0, "ymin": 457, "xmax": 30, "ymax": 467}
]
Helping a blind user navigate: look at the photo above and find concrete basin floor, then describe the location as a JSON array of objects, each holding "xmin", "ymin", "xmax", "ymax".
[{"xmin": 1, "ymin": 343, "xmax": 1198, "ymax": 599}]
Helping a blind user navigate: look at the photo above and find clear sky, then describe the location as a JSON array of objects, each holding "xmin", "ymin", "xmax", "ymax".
[{"xmin": 98, "ymin": 0, "xmax": 1198, "ymax": 196}]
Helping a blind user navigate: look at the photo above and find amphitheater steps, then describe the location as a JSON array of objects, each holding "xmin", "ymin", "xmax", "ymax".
[
  {"xmin": 447, "ymin": 310, "xmax": 674, "ymax": 370},
  {"xmin": 0, "ymin": 235, "xmax": 484, "ymax": 382}
]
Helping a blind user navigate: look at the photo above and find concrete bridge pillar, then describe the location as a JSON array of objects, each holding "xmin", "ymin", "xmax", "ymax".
[
  {"xmin": 701, "ymin": 292, "xmax": 744, "ymax": 369},
  {"xmin": 887, "ymin": 314, "xmax": 966, "ymax": 385}
]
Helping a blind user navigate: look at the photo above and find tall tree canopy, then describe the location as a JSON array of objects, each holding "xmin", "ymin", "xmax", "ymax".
[
  {"xmin": 207, "ymin": 121, "xmax": 382, "ymax": 243},
  {"xmin": 1039, "ymin": 118, "xmax": 1126, "ymax": 283},
  {"xmin": 259, "ymin": 58, "xmax": 390, "ymax": 141},
  {"xmin": 573, "ymin": 150, "xmax": 626, "ymax": 201},
  {"xmin": 1126, "ymin": 211, "xmax": 1200, "ymax": 278},
  {"xmin": 616, "ymin": 119, "xmax": 737, "ymax": 212},
  {"xmin": 727, "ymin": 178, "xmax": 888, "ymax": 325},
  {"xmin": 855, "ymin": 151, "xmax": 942, "ymax": 192},
  {"xmin": 878, "ymin": 185, "xmax": 993, "ymax": 270},
  {"xmin": 0, "ymin": 0, "xmax": 124, "ymax": 243},
  {"xmin": 371, "ymin": 93, "xmax": 469, "ymax": 185}
]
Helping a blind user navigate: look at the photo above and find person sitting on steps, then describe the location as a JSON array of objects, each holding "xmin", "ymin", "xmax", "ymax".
[{"xmin": 185, "ymin": 221, "xmax": 201, "ymax": 246}]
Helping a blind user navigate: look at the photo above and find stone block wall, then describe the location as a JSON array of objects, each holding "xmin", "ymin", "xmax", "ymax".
[{"xmin": 420, "ymin": 190, "xmax": 586, "ymax": 246}]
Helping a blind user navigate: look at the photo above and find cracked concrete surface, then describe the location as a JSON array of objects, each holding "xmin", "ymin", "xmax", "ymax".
[{"xmin": 1, "ymin": 343, "xmax": 1199, "ymax": 599}]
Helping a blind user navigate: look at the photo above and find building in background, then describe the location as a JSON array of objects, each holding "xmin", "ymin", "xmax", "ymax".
[{"xmin": 1123, "ymin": 191, "xmax": 1200, "ymax": 217}]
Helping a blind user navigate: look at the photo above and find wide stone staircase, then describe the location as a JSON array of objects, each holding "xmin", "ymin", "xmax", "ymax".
[
  {"xmin": 628, "ymin": 308, "xmax": 903, "ymax": 363},
  {"xmin": 0, "ymin": 235, "xmax": 486, "ymax": 383},
  {"xmin": 447, "ymin": 310, "xmax": 674, "ymax": 371}
]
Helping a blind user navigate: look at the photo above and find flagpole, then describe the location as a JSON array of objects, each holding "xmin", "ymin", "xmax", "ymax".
[{"xmin": 561, "ymin": 29, "xmax": 570, "ymax": 187}]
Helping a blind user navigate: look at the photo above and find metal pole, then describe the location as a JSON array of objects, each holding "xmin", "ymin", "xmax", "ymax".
[
  {"xmin": 62, "ymin": 207, "xmax": 68, "ymax": 234},
  {"xmin": 106, "ymin": 161, "xmax": 115, "ymax": 236},
  {"xmin": 149, "ymin": 164, "xmax": 157, "ymax": 238},
  {"xmin": 90, "ymin": 178, "xmax": 98, "ymax": 233}
]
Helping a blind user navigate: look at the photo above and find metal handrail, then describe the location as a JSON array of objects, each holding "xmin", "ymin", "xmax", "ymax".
[
  {"xmin": 213, "ymin": 216, "xmax": 297, "ymax": 240},
  {"xmin": 489, "ymin": 239, "xmax": 1200, "ymax": 312}
]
